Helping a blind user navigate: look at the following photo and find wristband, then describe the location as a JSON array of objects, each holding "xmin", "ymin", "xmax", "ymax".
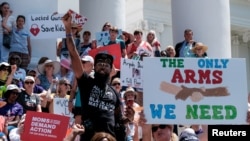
[{"xmin": 66, "ymin": 33, "xmax": 73, "ymax": 37}]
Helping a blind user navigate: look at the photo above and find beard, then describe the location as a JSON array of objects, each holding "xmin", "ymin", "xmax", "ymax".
[{"xmin": 94, "ymin": 71, "xmax": 110, "ymax": 87}]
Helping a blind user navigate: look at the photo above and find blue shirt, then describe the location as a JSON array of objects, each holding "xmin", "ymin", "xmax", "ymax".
[{"xmin": 10, "ymin": 27, "xmax": 30, "ymax": 54}]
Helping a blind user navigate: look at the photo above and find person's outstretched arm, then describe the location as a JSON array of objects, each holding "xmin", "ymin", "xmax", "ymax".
[
  {"xmin": 63, "ymin": 124, "xmax": 85, "ymax": 141},
  {"xmin": 62, "ymin": 12, "xmax": 84, "ymax": 79}
]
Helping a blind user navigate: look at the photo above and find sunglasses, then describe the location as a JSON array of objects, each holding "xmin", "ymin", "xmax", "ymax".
[
  {"xmin": 151, "ymin": 125, "xmax": 168, "ymax": 132},
  {"xmin": 112, "ymin": 83, "xmax": 120, "ymax": 86},
  {"xmin": 59, "ymin": 83, "xmax": 68, "ymax": 86},
  {"xmin": 28, "ymin": 74, "xmax": 36, "ymax": 77},
  {"xmin": 25, "ymin": 81, "xmax": 34, "ymax": 85},
  {"xmin": 81, "ymin": 61, "xmax": 89, "ymax": 64},
  {"xmin": 11, "ymin": 91, "xmax": 19, "ymax": 95}
]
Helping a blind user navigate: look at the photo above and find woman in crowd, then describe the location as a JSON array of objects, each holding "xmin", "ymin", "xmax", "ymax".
[
  {"xmin": 36, "ymin": 59, "xmax": 60, "ymax": 92},
  {"xmin": 146, "ymin": 30, "xmax": 161, "ymax": 57},
  {"xmin": 9, "ymin": 15, "xmax": 31, "ymax": 70},
  {"xmin": 102, "ymin": 22, "xmax": 112, "ymax": 31},
  {"xmin": 0, "ymin": 62, "xmax": 17, "ymax": 99},
  {"xmin": 56, "ymin": 58, "xmax": 74, "ymax": 85},
  {"xmin": 0, "ymin": 84, "xmax": 23, "ymax": 135},
  {"xmin": 36, "ymin": 59, "xmax": 60, "ymax": 112},
  {"xmin": 165, "ymin": 45, "xmax": 176, "ymax": 57},
  {"xmin": 191, "ymin": 42, "xmax": 208, "ymax": 58},
  {"xmin": 17, "ymin": 76, "xmax": 41, "ymax": 113},
  {"xmin": 0, "ymin": 2, "xmax": 16, "ymax": 62},
  {"xmin": 91, "ymin": 132, "xmax": 116, "ymax": 141},
  {"xmin": 8, "ymin": 54, "xmax": 26, "ymax": 87}
]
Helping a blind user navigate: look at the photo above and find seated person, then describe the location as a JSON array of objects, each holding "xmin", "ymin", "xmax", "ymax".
[
  {"xmin": 0, "ymin": 84, "xmax": 23, "ymax": 134},
  {"xmin": 47, "ymin": 78, "xmax": 71, "ymax": 114}
]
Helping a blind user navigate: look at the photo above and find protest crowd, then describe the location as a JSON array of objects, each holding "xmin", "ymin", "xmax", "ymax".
[{"xmin": 0, "ymin": 1, "xmax": 250, "ymax": 141}]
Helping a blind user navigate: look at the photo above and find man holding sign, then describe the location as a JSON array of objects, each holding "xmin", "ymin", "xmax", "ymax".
[{"xmin": 62, "ymin": 11, "xmax": 134, "ymax": 141}]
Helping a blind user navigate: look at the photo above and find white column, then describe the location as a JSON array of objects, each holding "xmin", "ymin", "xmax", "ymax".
[
  {"xmin": 79, "ymin": 0, "xmax": 125, "ymax": 39},
  {"xmin": 171, "ymin": 0, "xmax": 231, "ymax": 58}
]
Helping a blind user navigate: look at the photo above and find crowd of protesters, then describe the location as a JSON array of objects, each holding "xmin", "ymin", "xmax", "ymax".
[{"xmin": 0, "ymin": 2, "xmax": 250, "ymax": 141}]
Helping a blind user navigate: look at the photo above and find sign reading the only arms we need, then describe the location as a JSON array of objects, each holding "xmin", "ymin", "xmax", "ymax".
[{"xmin": 143, "ymin": 58, "xmax": 248, "ymax": 124}]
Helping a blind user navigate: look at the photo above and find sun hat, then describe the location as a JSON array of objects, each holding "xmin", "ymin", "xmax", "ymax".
[
  {"xmin": 191, "ymin": 42, "xmax": 208, "ymax": 53},
  {"xmin": 7, "ymin": 84, "xmax": 21, "ymax": 93},
  {"xmin": 124, "ymin": 87, "xmax": 137, "ymax": 98},
  {"xmin": 37, "ymin": 59, "xmax": 60, "ymax": 75},
  {"xmin": 81, "ymin": 55, "xmax": 94, "ymax": 64},
  {"xmin": 179, "ymin": 128, "xmax": 199, "ymax": 141},
  {"xmin": 60, "ymin": 58, "xmax": 71, "ymax": 70}
]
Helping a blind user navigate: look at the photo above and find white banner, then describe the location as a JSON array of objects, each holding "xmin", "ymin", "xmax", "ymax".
[
  {"xmin": 27, "ymin": 13, "xmax": 65, "ymax": 39},
  {"xmin": 120, "ymin": 58, "xmax": 143, "ymax": 88},
  {"xmin": 143, "ymin": 57, "xmax": 248, "ymax": 125},
  {"xmin": 53, "ymin": 98, "xmax": 74, "ymax": 127}
]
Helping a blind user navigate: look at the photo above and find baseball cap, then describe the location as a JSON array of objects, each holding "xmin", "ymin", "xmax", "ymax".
[
  {"xmin": 7, "ymin": 84, "xmax": 21, "ymax": 93},
  {"xmin": 94, "ymin": 53, "xmax": 113, "ymax": 67},
  {"xmin": 179, "ymin": 128, "xmax": 199, "ymax": 141},
  {"xmin": 81, "ymin": 55, "xmax": 94, "ymax": 64}
]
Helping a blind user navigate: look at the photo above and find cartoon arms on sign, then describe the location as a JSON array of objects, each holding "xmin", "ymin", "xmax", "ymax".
[{"xmin": 160, "ymin": 81, "xmax": 230, "ymax": 102}]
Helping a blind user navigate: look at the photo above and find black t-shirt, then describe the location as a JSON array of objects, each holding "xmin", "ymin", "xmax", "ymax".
[
  {"xmin": 77, "ymin": 72, "xmax": 122, "ymax": 141},
  {"xmin": 17, "ymin": 91, "xmax": 40, "ymax": 113}
]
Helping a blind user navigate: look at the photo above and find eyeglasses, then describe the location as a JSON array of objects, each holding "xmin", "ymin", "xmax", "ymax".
[
  {"xmin": 112, "ymin": 83, "xmax": 120, "ymax": 86},
  {"xmin": 24, "ymin": 81, "xmax": 34, "ymax": 85},
  {"xmin": 45, "ymin": 65, "xmax": 53, "ymax": 67},
  {"xmin": 151, "ymin": 125, "xmax": 168, "ymax": 132}
]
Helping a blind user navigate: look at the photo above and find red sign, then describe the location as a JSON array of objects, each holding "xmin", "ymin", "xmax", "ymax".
[
  {"xmin": 88, "ymin": 44, "xmax": 122, "ymax": 69},
  {"xmin": 21, "ymin": 111, "xmax": 70, "ymax": 141}
]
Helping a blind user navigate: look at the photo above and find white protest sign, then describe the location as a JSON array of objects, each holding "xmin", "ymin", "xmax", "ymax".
[
  {"xmin": 143, "ymin": 58, "xmax": 248, "ymax": 125},
  {"xmin": 27, "ymin": 13, "xmax": 65, "ymax": 39},
  {"xmin": 53, "ymin": 98, "xmax": 74, "ymax": 127},
  {"xmin": 120, "ymin": 58, "xmax": 143, "ymax": 88},
  {"xmin": 68, "ymin": 9, "xmax": 87, "ymax": 27}
]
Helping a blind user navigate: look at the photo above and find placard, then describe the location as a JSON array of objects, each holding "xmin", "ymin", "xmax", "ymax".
[
  {"xmin": 21, "ymin": 111, "xmax": 69, "ymax": 141},
  {"xmin": 143, "ymin": 58, "xmax": 248, "ymax": 124}
]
